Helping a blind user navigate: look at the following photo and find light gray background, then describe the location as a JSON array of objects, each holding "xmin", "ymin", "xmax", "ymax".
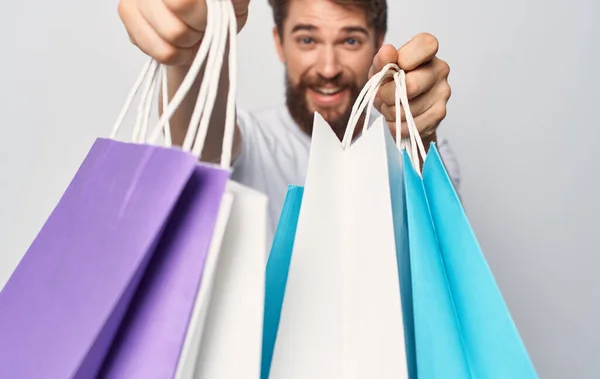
[{"xmin": 1, "ymin": 0, "xmax": 598, "ymax": 377}]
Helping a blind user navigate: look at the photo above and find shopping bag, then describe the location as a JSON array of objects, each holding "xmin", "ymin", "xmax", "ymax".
[
  {"xmin": 172, "ymin": 192, "xmax": 234, "ymax": 379},
  {"xmin": 268, "ymin": 110, "xmax": 408, "ymax": 378},
  {"xmin": 261, "ymin": 150, "xmax": 415, "ymax": 379},
  {"xmin": 265, "ymin": 65, "xmax": 419, "ymax": 379},
  {"xmin": 99, "ymin": 2, "xmax": 244, "ymax": 377},
  {"xmin": 0, "ymin": 64, "xmax": 199, "ymax": 378},
  {"xmin": 97, "ymin": 162, "xmax": 229, "ymax": 378},
  {"xmin": 185, "ymin": 181, "xmax": 267, "ymax": 379},
  {"xmin": 403, "ymin": 149, "xmax": 471, "ymax": 378},
  {"xmin": 421, "ymin": 145, "xmax": 538, "ymax": 378},
  {"xmin": 261, "ymin": 185, "xmax": 304, "ymax": 379},
  {"xmin": 394, "ymin": 69, "xmax": 537, "ymax": 378}
]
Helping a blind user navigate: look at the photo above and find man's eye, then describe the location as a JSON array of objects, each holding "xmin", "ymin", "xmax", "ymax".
[
  {"xmin": 301, "ymin": 37, "xmax": 314, "ymax": 44},
  {"xmin": 346, "ymin": 38, "xmax": 359, "ymax": 46}
]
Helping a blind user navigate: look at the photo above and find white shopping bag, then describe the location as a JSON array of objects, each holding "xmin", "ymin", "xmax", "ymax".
[
  {"xmin": 174, "ymin": 181, "xmax": 267, "ymax": 379},
  {"xmin": 173, "ymin": 191, "xmax": 234, "ymax": 379},
  {"xmin": 192, "ymin": 181, "xmax": 267, "ymax": 378},
  {"xmin": 268, "ymin": 105, "xmax": 409, "ymax": 379}
]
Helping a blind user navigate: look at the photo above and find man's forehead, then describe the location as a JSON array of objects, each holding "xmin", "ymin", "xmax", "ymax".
[{"xmin": 283, "ymin": 0, "xmax": 370, "ymax": 32}]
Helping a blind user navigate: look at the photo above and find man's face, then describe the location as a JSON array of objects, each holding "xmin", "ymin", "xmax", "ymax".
[{"xmin": 273, "ymin": 0, "xmax": 382, "ymax": 138}]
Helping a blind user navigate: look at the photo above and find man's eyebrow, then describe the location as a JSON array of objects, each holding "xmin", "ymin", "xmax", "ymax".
[
  {"xmin": 342, "ymin": 26, "xmax": 370, "ymax": 36},
  {"xmin": 291, "ymin": 24, "xmax": 317, "ymax": 33},
  {"xmin": 290, "ymin": 24, "xmax": 370, "ymax": 36}
]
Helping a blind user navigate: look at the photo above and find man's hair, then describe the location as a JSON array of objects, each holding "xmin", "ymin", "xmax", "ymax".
[{"xmin": 267, "ymin": 0, "xmax": 388, "ymax": 39}]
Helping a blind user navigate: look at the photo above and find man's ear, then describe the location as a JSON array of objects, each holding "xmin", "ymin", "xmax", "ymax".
[
  {"xmin": 272, "ymin": 26, "xmax": 286, "ymax": 63},
  {"xmin": 376, "ymin": 33, "xmax": 386, "ymax": 50}
]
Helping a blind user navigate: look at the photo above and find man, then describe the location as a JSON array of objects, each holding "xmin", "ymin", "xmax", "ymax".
[{"xmin": 118, "ymin": 0, "xmax": 459, "ymax": 242}]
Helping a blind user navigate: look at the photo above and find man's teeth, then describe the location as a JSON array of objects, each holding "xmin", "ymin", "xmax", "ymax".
[{"xmin": 315, "ymin": 87, "xmax": 342, "ymax": 95}]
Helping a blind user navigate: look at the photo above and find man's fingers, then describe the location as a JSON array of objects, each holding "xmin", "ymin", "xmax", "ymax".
[
  {"xmin": 386, "ymin": 99, "xmax": 447, "ymax": 138},
  {"xmin": 412, "ymin": 101, "xmax": 447, "ymax": 136},
  {"xmin": 373, "ymin": 91, "xmax": 383, "ymax": 110},
  {"xmin": 375, "ymin": 33, "xmax": 448, "ymax": 140},
  {"xmin": 122, "ymin": 4, "xmax": 198, "ymax": 65},
  {"xmin": 380, "ymin": 91, "xmax": 433, "ymax": 123},
  {"xmin": 369, "ymin": 44, "xmax": 397, "ymax": 78},
  {"xmin": 140, "ymin": 0, "xmax": 202, "ymax": 48},
  {"xmin": 162, "ymin": 0, "xmax": 208, "ymax": 32},
  {"xmin": 397, "ymin": 33, "xmax": 439, "ymax": 71},
  {"xmin": 378, "ymin": 62, "xmax": 437, "ymax": 105},
  {"xmin": 405, "ymin": 62, "xmax": 440, "ymax": 99}
]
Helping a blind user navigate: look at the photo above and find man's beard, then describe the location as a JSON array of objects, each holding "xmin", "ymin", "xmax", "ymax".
[{"xmin": 285, "ymin": 71, "xmax": 363, "ymax": 140}]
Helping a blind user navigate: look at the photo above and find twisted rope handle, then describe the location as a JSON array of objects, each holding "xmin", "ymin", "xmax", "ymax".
[
  {"xmin": 339, "ymin": 63, "xmax": 428, "ymax": 174},
  {"xmin": 341, "ymin": 63, "xmax": 400, "ymax": 149},
  {"xmin": 394, "ymin": 70, "xmax": 427, "ymax": 174},
  {"xmin": 111, "ymin": 0, "xmax": 238, "ymax": 169}
]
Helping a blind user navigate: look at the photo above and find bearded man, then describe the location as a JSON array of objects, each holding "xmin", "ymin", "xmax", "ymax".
[{"xmin": 118, "ymin": 0, "xmax": 460, "ymax": 243}]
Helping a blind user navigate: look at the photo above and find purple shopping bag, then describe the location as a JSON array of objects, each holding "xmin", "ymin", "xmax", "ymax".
[
  {"xmin": 98, "ymin": 163, "xmax": 230, "ymax": 379},
  {"xmin": 0, "ymin": 138, "xmax": 199, "ymax": 379}
]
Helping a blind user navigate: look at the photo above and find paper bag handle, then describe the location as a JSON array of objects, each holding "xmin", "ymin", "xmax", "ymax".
[
  {"xmin": 340, "ymin": 63, "xmax": 427, "ymax": 169},
  {"xmin": 342, "ymin": 63, "xmax": 400, "ymax": 149},
  {"xmin": 394, "ymin": 70, "xmax": 427, "ymax": 173},
  {"xmin": 149, "ymin": 0, "xmax": 237, "ymax": 168},
  {"xmin": 111, "ymin": 0, "xmax": 238, "ymax": 169},
  {"xmin": 186, "ymin": 0, "xmax": 237, "ymax": 166},
  {"xmin": 109, "ymin": 58, "xmax": 155, "ymax": 140}
]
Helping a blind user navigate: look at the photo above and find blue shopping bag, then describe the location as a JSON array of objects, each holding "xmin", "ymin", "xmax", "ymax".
[
  {"xmin": 261, "ymin": 185, "xmax": 304, "ymax": 379},
  {"xmin": 403, "ymin": 150, "xmax": 471, "ymax": 379},
  {"xmin": 385, "ymin": 131, "xmax": 417, "ymax": 379},
  {"xmin": 420, "ymin": 144, "xmax": 538, "ymax": 378}
]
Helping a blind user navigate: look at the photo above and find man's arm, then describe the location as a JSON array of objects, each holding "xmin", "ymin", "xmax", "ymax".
[{"xmin": 161, "ymin": 59, "xmax": 242, "ymax": 163}]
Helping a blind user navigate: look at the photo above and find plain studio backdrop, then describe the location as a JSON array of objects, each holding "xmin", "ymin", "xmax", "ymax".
[{"xmin": 0, "ymin": 0, "xmax": 598, "ymax": 377}]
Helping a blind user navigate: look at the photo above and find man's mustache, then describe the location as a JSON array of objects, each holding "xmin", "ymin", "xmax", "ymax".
[{"xmin": 297, "ymin": 74, "xmax": 355, "ymax": 89}]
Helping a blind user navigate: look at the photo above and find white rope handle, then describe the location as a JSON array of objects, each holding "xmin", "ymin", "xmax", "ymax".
[
  {"xmin": 161, "ymin": 66, "xmax": 172, "ymax": 147},
  {"xmin": 342, "ymin": 63, "xmax": 400, "ymax": 149},
  {"xmin": 337, "ymin": 62, "xmax": 428, "ymax": 174},
  {"xmin": 110, "ymin": 0, "xmax": 214, "ymax": 144},
  {"xmin": 361, "ymin": 69, "xmax": 399, "ymax": 137},
  {"xmin": 394, "ymin": 72, "xmax": 418, "ymax": 168},
  {"xmin": 181, "ymin": 0, "xmax": 224, "ymax": 153},
  {"xmin": 137, "ymin": 64, "xmax": 162, "ymax": 142},
  {"xmin": 110, "ymin": 0, "xmax": 236, "ymax": 169},
  {"xmin": 348, "ymin": 63, "xmax": 399, "ymax": 125},
  {"xmin": 131, "ymin": 59, "xmax": 159, "ymax": 142},
  {"xmin": 343, "ymin": 64, "xmax": 397, "ymax": 147},
  {"xmin": 146, "ymin": 0, "xmax": 219, "ymax": 146},
  {"xmin": 189, "ymin": 0, "xmax": 229, "ymax": 157},
  {"xmin": 148, "ymin": 0, "xmax": 237, "ymax": 168},
  {"xmin": 182, "ymin": 0, "xmax": 236, "ymax": 168},
  {"xmin": 394, "ymin": 71, "xmax": 427, "ymax": 173},
  {"xmin": 395, "ymin": 83, "xmax": 410, "ymax": 152},
  {"xmin": 220, "ymin": 0, "xmax": 238, "ymax": 168},
  {"xmin": 110, "ymin": 58, "xmax": 155, "ymax": 139},
  {"xmin": 396, "ymin": 80, "xmax": 411, "ymax": 157}
]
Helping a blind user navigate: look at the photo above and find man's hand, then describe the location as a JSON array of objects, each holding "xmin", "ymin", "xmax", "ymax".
[
  {"xmin": 118, "ymin": 0, "xmax": 248, "ymax": 159},
  {"xmin": 118, "ymin": 0, "xmax": 250, "ymax": 65},
  {"xmin": 370, "ymin": 33, "xmax": 451, "ymax": 141}
]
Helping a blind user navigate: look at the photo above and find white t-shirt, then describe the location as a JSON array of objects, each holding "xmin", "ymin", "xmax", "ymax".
[{"xmin": 232, "ymin": 105, "xmax": 461, "ymax": 246}]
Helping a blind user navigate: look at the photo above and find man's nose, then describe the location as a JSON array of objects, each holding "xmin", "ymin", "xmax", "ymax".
[{"xmin": 315, "ymin": 46, "xmax": 342, "ymax": 80}]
